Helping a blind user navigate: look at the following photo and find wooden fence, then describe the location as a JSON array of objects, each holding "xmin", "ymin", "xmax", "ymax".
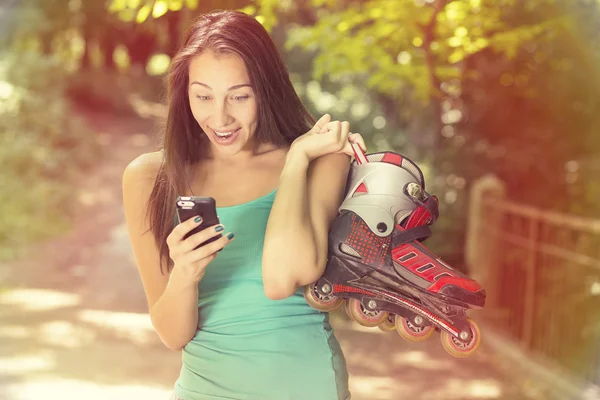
[{"xmin": 466, "ymin": 175, "xmax": 600, "ymax": 382}]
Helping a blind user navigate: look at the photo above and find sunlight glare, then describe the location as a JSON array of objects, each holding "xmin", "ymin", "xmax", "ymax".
[
  {"xmin": 0, "ymin": 289, "xmax": 80, "ymax": 311},
  {"xmin": 351, "ymin": 375, "xmax": 404, "ymax": 399},
  {"xmin": 0, "ymin": 325, "xmax": 30, "ymax": 339},
  {"xmin": 426, "ymin": 378, "xmax": 502, "ymax": 399},
  {"xmin": 39, "ymin": 320, "xmax": 96, "ymax": 348},
  {"xmin": 0, "ymin": 80, "xmax": 14, "ymax": 99},
  {"xmin": 77, "ymin": 309, "xmax": 156, "ymax": 345},
  {"xmin": 373, "ymin": 116, "xmax": 386, "ymax": 129},
  {"xmin": 392, "ymin": 350, "xmax": 455, "ymax": 370},
  {"xmin": 0, "ymin": 352, "xmax": 56, "ymax": 374},
  {"xmin": 5, "ymin": 379, "xmax": 173, "ymax": 400}
]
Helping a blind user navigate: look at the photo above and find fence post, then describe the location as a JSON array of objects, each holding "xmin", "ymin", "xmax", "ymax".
[
  {"xmin": 466, "ymin": 174, "xmax": 506, "ymax": 309},
  {"xmin": 522, "ymin": 215, "xmax": 539, "ymax": 347}
]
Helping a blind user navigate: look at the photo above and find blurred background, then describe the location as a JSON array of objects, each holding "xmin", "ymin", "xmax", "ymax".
[{"xmin": 1, "ymin": 0, "xmax": 600, "ymax": 399}]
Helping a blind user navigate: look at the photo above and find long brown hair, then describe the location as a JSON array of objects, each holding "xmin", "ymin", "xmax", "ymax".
[{"xmin": 148, "ymin": 10, "xmax": 315, "ymax": 274}]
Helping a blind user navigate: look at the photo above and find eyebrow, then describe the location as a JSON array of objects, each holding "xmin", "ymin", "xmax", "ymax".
[{"xmin": 190, "ymin": 81, "xmax": 252, "ymax": 91}]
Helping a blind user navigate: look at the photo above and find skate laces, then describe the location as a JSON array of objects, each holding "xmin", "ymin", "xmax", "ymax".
[{"xmin": 351, "ymin": 142, "xmax": 368, "ymax": 165}]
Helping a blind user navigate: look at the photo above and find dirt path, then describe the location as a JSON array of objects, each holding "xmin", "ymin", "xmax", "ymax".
[{"xmin": 0, "ymin": 112, "xmax": 535, "ymax": 400}]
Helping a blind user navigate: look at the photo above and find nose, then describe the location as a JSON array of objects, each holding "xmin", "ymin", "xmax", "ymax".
[{"xmin": 213, "ymin": 100, "xmax": 232, "ymax": 128}]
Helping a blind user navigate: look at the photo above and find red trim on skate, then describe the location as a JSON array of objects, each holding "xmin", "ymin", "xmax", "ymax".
[
  {"xmin": 391, "ymin": 241, "xmax": 482, "ymax": 294},
  {"xmin": 354, "ymin": 182, "xmax": 368, "ymax": 195},
  {"xmin": 381, "ymin": 152, "xmax": 403, "ymax": 166},
  {"xmin": 427, "ymin": 274, "xmax": 483, "ymax": 293},
  {"xmin": 391, "ymin": 242, "xmax": 411, "ymax": 258},
  {"xmin": 405, "ymin": 206, "xmax": 432, "ymax": 229},
  {"xmin": 367, "ymin": 287, "xmax": 459, "ymax": 336},
  {"xmin": 333, "ymin": 284, "xmax": 375, "ymax": 296}
]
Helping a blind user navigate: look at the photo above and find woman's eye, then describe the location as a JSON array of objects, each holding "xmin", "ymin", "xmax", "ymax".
[{"xmin": 194, "ymin": 95, "xmax": 248, "ymax": 101}]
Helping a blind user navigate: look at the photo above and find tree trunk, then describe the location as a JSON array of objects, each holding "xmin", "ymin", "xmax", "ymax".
[
  {"xmin": 80, "ymin": 24, "xmax": 92, "ymax": 71},
  {"xmin": 102, "ymin": 34, "xmax": 117, "ymax": 71},
  {"xmin": 421, "ymin": 0, "xmax": 448, "ymax": 172},
  {"xmin": 166, "ymin": 11, "xmax": 181, "ymax": 57},
  {"xmin": 125, "ymin": 32, "xmax": 157, "ymax": 68}
]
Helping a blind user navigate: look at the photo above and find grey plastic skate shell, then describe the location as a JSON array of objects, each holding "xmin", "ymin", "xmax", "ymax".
[{"xmin": 340, "ymin": 159, "xmax": 421, "ymax": 237}]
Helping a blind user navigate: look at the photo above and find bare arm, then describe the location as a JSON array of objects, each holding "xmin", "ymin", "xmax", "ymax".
[
  {"xmin": 262, "ymin": 117, "xmax": 363, "ymax": 299},
  {"xmin": 122, "ymin": 152, "xmax": 231, "ymax": 350},
  {"xmin": 262, "ymin": 150, "xmax": 349, "ymax": 300}
]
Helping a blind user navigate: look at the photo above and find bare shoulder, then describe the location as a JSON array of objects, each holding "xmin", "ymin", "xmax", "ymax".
[
  {"xmin": 121, "ymin": 150, "xmax": 170, "ymax": 311},
  {"xmin": 123, "ymin": 151, "xmax": 163, "ymax": 186},
  {"xmin": 122, "ymin": 151, "xmax": 165, "ymax": 203},
  {"xmin": 122, "ymin": 151, "xmax": 163, "ymax": 222}
]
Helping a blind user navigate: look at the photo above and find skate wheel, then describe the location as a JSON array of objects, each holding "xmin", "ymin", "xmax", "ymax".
[
  {"xmin": 395, "ymin": 316, "xmax": 434, "ymax": 342},
  {"xmin": 440, "ymin": 318, "xmax": 481, "ymax": 358},
  {"xmin": 378, "ymin": 313, "xmax": 396, "ymax": 332},
  {"xmin": 347, "ymin": 298, "xmax": 388, "ymax": 327},
  {"xmin": 302, "ymin": 283, "xmax": 343, "ymax": 312}
]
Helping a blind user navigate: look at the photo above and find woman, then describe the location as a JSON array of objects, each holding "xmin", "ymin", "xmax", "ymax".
[{"xmin": 122, "ymin": 10, "xmax": 366, "ymax": 400}]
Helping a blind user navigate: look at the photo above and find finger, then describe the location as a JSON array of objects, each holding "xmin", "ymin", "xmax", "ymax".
[
  {"xmin": 338, "ymin": 141, "xmax": 355, "ymax": 157},
  {"xmin": 168, "ymin": 215, "xmax": 203, "ymax": 246},
  {"xmin": 312, "ymin": 114, "xmax": 331, "ymax": 134},
  {"xmin": 181, "ymin": 223, "xmax": 225, "ymax": 253},
  {"xmin": 324, "ymin": 120, "xmax": 341, "ymax": 136},
  {"xmin": 183, "ymin": 251, "xmax": 217, "ymax": 271},
  {"xmin": 187, "ymin": 231, "xmax": 234, "ymax": 262},
  {"xmin": 317, "ymin": 118, "xmax": 334, "ymax": 134},
  {"xmin": 340, "ymin": 121, "xmax": 350, "ymax": 143},
  {"xmin": 339, "ymin": 134, "xmax": 364, "ymax": 157},
  {"xmin": 348, "ymin": 133, "xmax": 367, "ymax": 152}
]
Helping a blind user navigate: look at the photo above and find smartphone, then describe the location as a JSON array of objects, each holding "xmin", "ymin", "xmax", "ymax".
[{"xmin": 176, "ymin": 196, "xmax": 221, "ymax": 249}]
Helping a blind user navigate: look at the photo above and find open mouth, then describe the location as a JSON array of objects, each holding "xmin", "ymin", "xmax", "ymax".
[{"xmin": 211, "ymin": 127, "xmax": 241, "ymax": 144}]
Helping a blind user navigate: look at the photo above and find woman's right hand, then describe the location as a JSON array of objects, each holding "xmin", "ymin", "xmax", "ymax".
[
  {"xmin": 289, "ymin": 114, "xmax": 366, "ymax": 163},
  {"xmin": 166, "ymin": 216, "xmax": 233, "ymax": 284}
]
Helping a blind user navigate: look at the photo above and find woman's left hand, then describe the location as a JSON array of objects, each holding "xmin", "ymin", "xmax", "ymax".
[{"xmin": 290, "ymin": 114, "xmax": 367, "ymax": 163}]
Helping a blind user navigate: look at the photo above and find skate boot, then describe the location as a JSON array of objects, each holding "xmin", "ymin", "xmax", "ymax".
[{"xmin": 303, "ymin": 143, "xmax": 486, "ymax": 358}]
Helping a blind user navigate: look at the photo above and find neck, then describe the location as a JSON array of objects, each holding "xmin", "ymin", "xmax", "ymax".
[{"xmin": 207, "ymin": 139, "xmax": 283, "ymax": 166}]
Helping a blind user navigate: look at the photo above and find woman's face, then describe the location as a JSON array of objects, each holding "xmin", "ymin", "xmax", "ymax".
[{"xmin": 188, "ymin": 50, "xmax": 259, "ymax": 157}]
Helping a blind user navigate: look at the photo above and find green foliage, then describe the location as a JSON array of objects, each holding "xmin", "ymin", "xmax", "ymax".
[
  {"xmin": 256, "ymin": 0, "xmax": 562, "ymax": 104},
  {"xmin": 255, "ymin": 0, "xmax": 600, "ymax": 211},
  {"xmin": 0, "ymin": 51, "xmax": 102, "ymax": 259},
  {"xmin": 107, "ymin": 0, "xmax": 252, "ymax": 22}
]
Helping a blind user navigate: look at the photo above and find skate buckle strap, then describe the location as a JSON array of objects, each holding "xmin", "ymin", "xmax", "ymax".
[
  {"xmin": 406, "ymin": 194, "xmax": 439, "ymax": 226},
  {"xmin": 406, "ymin": 205, "xmax": 433, "ymax": 229},
  {"xmin": 424, "ymin": 195, "xmax": 440, "ymax": 221},
  {"xmin": 392, "ymin": 225, "xmax": 432, "ymax": 247}
]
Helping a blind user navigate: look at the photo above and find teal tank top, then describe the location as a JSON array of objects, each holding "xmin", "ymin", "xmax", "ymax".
[{"xmin": 173, "ymin": 189, "xmax": 350, "ymax": 400}]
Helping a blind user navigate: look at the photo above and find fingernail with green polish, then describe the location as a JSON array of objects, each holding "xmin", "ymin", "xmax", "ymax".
[
  {"xmin": 227, "ymin": 232, "xmax": 234, "ymax": 240},
  {"xmin": 215, "ymin": 225, "xmax": 224, "ymax": 232},
  {"xmin": 194, "ymin": 216, "xmax": 202, "ymax": 223}
]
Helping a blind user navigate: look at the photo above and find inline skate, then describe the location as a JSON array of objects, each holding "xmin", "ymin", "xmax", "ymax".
[{"xmin": 303, "ymin": 143, "xmax": 486, "ymax": 358}]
